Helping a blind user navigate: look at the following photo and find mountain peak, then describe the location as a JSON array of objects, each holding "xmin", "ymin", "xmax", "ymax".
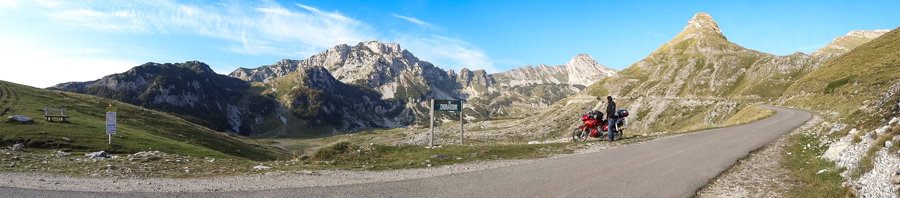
[
  {"xmin": 358, "ymin": 40, "xmax": 402, "ymax": 54},
  {"xmin": 683, "ymin": 12, "xmax": 722, "ymax": 35},
  {"xmin": 568, "ymin": 53, "xmax": 596, "ymax": 65}
]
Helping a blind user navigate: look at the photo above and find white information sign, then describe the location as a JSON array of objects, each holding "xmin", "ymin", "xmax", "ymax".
[{"xmin": 106, "ymin": 112, "xmax": 116, "ymax": 135}]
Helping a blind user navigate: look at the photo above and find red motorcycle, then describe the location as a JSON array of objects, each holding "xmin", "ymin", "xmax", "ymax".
[{"xmin": 572, "ymin": 106, "xmax": 628, "ymax": 142}]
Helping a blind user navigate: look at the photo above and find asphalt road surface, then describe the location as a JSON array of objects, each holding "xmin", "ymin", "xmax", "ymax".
[{"xmin": 1, "ymin": 105, "xmax": 810, "ymax": 198}]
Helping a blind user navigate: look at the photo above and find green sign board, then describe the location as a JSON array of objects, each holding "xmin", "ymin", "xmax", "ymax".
[{"xmin": 434, "ymin": 100, "xmax": 462, "ymax": 111}]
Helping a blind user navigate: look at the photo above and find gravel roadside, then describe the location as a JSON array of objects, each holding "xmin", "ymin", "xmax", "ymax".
[
  {"xmin": 0, "ymin": 134, "xmax": 678, "ymax": 193},
  {"xmin": 696, "ymin": 115, "xmax": 822, "ymax": 198}
]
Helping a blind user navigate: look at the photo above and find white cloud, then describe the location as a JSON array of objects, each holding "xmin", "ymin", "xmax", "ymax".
[
  {"xmin": 35, "ymin": 1, "xmax": 375, "ymax": 58},
  {"xmin": 392, "ymin": 14, "xmax": 433, "ymax": 27},
  {"xmin": 0, "ymin": 40, "xmax": 140, "ymax": 88},
  {"xmin": 394, "ymin": 34, "xmax": 499, "ymax": 73},
  {"xmin": 6, "ymin": 0, "xmax": 508, "ymax": 82},
  {"xmin": 0, "ymin": 0, "xmax": 17, "ymax": 7}
]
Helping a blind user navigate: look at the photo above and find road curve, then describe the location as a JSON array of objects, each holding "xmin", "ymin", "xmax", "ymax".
[{"xmin": 1, "ymin": 105, "xmax": 810, "ymax": 198}]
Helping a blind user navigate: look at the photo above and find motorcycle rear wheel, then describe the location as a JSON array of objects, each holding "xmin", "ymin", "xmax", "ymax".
[{"xmin": 572, "ymin": 128, "xmax": 588, "ymax": 142}]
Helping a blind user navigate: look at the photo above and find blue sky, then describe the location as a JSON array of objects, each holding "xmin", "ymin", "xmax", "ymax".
[{"xmin": 1, "ymin": 0, "xmax": 898, "ymax": 88}]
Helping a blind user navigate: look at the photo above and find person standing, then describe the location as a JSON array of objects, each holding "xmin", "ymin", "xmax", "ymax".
[{"xmin": 605, "ymin": 96, "xmax": 617, "ymax": 141}]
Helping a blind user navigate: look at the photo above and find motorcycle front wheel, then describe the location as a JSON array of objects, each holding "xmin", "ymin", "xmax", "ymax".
[{"xmin": 572, "ymin": 128, "xmax": 588, "ymax": 142}]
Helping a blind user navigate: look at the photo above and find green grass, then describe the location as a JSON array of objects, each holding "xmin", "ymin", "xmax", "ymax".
[
  {"xmin": 300, "ymin": 141, "xmax": 574, "ymax": 170},
  {"xmin": 721, "ymin": 105, "xmax": 777, "ymax": 126},
  {"xmin": 777, "ymin": 27, "xmax": 900, "ymax": 197},
  {"xmin": 0, "ymin": 80, "xmax": 290, "ymax": 161},
  {"xmin": 785, "ymin": 128, "xmax": 852, "ymax": 198}
]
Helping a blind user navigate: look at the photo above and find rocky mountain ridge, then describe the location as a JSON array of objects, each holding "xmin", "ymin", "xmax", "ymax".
[
  {"xmin": 49, "ymin": 61, "xmax": 255, "ymax": 134},
  {"xmin": 51, "ymin": 41, "xmax": 616, "ymax": 136},
  {"xmin": 811, "ymin": 29, "xmax": 891, "ymax": 56}
]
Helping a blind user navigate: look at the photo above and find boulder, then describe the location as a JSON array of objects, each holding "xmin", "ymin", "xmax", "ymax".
[
  {"xmin": 887, "ymin": 141, "xmax": 894, "ymax": 148},
  {"xmin": 85, "ymin": 151, "xmax": 110, "ymax": 159},
  {"xmin": 6, "ymin": 115, "xmax": 32, "ymax": 123},
  {"xmin": 891, "ymin": 171, "xmax": 900, "ymax": 184},
  {"xmin": 253, "ymin": 165, "xmax": 271, "ymax": 170},
  {"xmin": 12, "ymin": 143, "xmax": 24, "ymax": 151}
]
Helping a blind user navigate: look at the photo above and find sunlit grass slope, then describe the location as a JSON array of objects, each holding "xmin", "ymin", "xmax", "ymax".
[{"xmin": 0, "ymin": 80, "xmax": 290, "ymax": 161}]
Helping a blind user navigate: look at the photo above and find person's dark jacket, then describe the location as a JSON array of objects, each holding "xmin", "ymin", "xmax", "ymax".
[{"xmin": 606, "ymin": 100, "xmax": 616, "ymax": 119}]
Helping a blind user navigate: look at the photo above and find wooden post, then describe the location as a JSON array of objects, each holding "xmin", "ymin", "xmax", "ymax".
[
  {"xmin": 460, "ymin": 101, "xmax": 464, "ymax": 144},
  {"xmin": 430, "ymin": 99, "xmax": 434, "ymax": 148}
]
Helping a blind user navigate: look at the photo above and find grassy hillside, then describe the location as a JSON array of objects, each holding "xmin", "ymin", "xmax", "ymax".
[
  {"xmin": 776, "ymin": 27, "xmax": 900, "ymax": 196},
  {"xmin": 779, "ymin": 27, "xmax": 900, "ymax": 119},
  {"xmin": 0, "ymin": 80, "xmax": 290, "ymax": 161}
]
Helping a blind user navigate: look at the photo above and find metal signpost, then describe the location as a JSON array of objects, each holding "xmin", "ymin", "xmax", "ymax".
[
  {"xmin": 430, "ymin": 99, "xmax": 464, "ymax": 148},
  {"xmin": 106, "ymin": 104, "xmax": 117, "ymax": 144}
]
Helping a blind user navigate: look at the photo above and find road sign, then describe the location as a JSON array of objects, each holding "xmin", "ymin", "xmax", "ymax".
[
  {"xmin": 433, "ymin": 100, "xmax": 462, "ymax": 111},
  {"xmin": 106, "ymin": 112, "xmax": 116, "ymax": 135}
]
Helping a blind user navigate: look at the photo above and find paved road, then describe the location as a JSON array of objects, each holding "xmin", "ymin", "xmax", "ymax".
[{"xmin": 2, "ymin": 106, "xmax": 810, "ymax": 198}]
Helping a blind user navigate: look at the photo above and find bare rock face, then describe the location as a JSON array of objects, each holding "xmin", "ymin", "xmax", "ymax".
[
  {"xmin": 491, "ymin": 54, "xmax": 615, "ymax": 87},
  {"xmin": 683, "ymin": 12, "xmax": 723, "ymax": 36},
  {"xmin": 49, "ymin": 61, "xmax": 255, "ymax": 134},
  {"xmin": 811, "ymin": 29, "xmax": 891, "ymax": 56},
  {"xmin": 565, "ymin": 54, "xmax": 616, "ymax": 86}
]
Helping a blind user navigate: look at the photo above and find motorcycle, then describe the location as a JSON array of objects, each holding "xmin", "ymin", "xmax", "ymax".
[{"xmin": 572, "ymin": 105, "xmax": 628, "ymax": 142}]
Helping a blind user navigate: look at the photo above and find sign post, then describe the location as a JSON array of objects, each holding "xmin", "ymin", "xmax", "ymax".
[
  {"xmin": 106, "ymin": 103, "xmax": 117, "ymax": 145},
  {"xmin": 431, "ymin": 100, "xmax": 464, "ymax": 147}
]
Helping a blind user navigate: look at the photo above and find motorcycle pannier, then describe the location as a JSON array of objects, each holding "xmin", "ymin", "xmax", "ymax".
[{"xmin": 617, "ymin": 109, "xmax": 629, "ymax": 118}]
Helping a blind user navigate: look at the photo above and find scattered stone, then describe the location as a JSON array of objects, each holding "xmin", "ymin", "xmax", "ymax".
[
  {"xmin": 132, "ymin": 151, "xmax": 166, "ymax": 156},
  {"xmin": 430, "ymin": 155, "xmax": 454, "ymax": 159},
  {"xmin": 816, "ymin": 169, "xmax": 827, "ymax": 175},
  {"xmin": 53, "ymin": 150, "xmax": 70, "ymax": 157},
  {"xmin": 891, "ymin": 171, "xmax": 900, "ymax": 184},
  {"xmin": 85, "ymin": 151, "xmax": 110, "ymax": 159},
  {"xmin": 253, "ymin": 165, "xmax": 271, "ymax": 170},
  {"xmin": 61, "ymin": 137, "xmax": 70, "ymax": 141},
  {"xmin": 467, "ymin": 153, "xmax": 485, "ymax": 157},
  {"xmin": 527, "ymin": 141, "xmax": 540, "ymax": 144},
  {"xmin": 12, "ymin": 143, "xmax": 23, "ymax": 151}
]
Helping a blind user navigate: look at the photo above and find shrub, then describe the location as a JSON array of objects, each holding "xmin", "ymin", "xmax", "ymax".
[
  {"xmin": 824, "ymin": 75, "xmax": 857, "ymax": 94},
  {"xmin": 312, "ymin": 142, "xmax": 353, "ymax": 160}
]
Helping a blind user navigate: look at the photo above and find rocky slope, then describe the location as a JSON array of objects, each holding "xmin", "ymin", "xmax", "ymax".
[
  {"xmin": 230, "ymin": 41, "xmax": 617, "ymax": 125},
  {"xmin": 777, "ymin": 27, "xmax": 900, "ymax": 197},
  {"xmin": 811, "ymin": 29, "xmax": 891, "ymax": 56},
  {"xmin": 49, "ymin": 61, "xmax": 259, "ymax": 135}
]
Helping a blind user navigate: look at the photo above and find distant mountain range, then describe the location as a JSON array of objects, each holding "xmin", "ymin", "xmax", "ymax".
[{"xmin": 51, "ymin": 41, "xmax": 616, "ymax": 136}]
